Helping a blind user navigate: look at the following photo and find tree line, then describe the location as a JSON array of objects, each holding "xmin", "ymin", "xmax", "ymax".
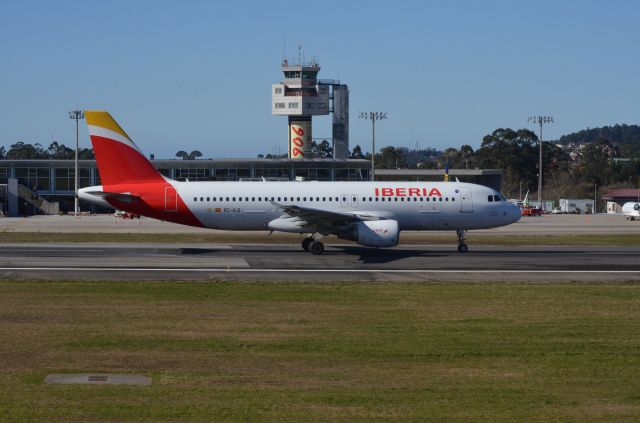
[
  {"xmin": 350, "ymin": 127, "xmax": 640, "ymax": 199},
  {"xmin": 0, "ymin": 141, "xmax": 94, "ymax": 160},
  {"xmin": 3, "ymin": 125, "xmax": 639, "ymax": 200}
]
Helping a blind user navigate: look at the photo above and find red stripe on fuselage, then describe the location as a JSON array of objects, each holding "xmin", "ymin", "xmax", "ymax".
[
  {"xmin": 90, "ymin": 135, "xmax": 203, "ymax": 227},
  {"xmin": 104, "ymin": 181, "xmax": 204, "ymax": 228}
]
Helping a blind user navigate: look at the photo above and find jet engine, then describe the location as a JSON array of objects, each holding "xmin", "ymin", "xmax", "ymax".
[{"xmin": 337, "ymin": 219, "xmax": 399, "ymax": 247}]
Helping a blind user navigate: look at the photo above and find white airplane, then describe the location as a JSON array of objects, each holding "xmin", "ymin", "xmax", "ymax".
[
  {"xmin": 622, "ymin": 202, "xmax": 640, "ymax": 221},
  {"xmin": 79, "ymin": 111, "xmax": 521, "ymax": 254}
]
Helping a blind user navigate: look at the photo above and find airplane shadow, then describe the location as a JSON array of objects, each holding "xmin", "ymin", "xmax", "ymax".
[
  {"xmin": 179, "ymin": 248, "xmax": 227, "ymax": 255},
  {"xmin": 178, "ymin": 246, "xmax": 592, "ymax": 266},
  {"xmin": 331, "ymin": 246, "xmax": 448, "ymax": 264}
]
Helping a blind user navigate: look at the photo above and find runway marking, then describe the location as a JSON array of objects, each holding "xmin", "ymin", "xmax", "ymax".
[{"xmin": 0, "ymin": 267, "xmax": 639, "ymax": 273}]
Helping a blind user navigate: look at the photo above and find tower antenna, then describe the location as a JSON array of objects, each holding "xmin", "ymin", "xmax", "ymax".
[{"xmin": 282, "ymin": 30, "xmax": 286, "ymax": 61}]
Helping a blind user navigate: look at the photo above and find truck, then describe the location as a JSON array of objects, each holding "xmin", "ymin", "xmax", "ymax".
[{"xmin": 558, "ymin": 198, "xmax": 595, "ymax": 214}]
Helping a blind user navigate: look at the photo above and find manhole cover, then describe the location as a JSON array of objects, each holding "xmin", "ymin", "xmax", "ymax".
[{"xmin": 45, "ymin": 374, "xmax": 151, "ymax": 385}]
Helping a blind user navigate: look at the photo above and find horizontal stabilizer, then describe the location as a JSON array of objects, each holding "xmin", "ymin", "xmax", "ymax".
[{"xmin": 85, "ymin": 191, "xmax": 140, "ymax": 204}]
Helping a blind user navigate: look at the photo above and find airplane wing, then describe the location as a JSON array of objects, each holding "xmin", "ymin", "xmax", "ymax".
[
  {"xmin": 84, "ymin": 191, "xmax": 140, "ymax": 204},
  {"xmin": 273, "ymin": 202, "xmax": 380, "ymax": 228}
]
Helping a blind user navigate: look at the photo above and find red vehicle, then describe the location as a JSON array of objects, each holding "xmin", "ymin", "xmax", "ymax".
[{"xmin": 520, "ymin": 206, "xmax": 543, "ymax": 216}]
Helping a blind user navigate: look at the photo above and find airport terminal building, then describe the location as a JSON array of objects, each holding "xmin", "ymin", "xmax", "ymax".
[{"xmin": 0, "ymin": 158, "xmax": 502, "ymax": 215}]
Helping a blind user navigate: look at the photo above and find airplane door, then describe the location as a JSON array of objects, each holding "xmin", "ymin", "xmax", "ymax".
[
  {"xmin": 165, "ymin": 186, "xmax": 178, "ymax": 212},
  {"xmin": 340, "ymin": 193, "xmax": 348, "ymax": 208},
  {"xmin": 459, "ymin": 187, "xmax": 473, "ymax": 213}
]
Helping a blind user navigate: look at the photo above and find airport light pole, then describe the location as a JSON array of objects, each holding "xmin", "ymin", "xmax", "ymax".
[
  {"xmin": 358, "ymin": 112, "xmax": 387, "ymax": 181},
  {"xmin": 528, "ymin": 115, "xmax": 554, "ymax": 209},
  {"xmin": 69, "ymin": 110, "xmax": 84, "ymax": 216}
]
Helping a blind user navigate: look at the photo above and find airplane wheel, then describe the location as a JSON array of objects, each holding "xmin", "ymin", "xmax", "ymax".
[
  {"xmin": 301, "ymin": 237, "xmax": 313, "ymax": 251},
  {"xmin": 309, "ymin": 241, "xmax": 325, "ymax": 255},
  {"xmin": 457, "ymin": 244, "xmax": 469, "ymax": 253}
]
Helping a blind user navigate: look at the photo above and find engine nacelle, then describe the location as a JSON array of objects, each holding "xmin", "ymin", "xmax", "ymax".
[{"xmin": 337, "ymin": 220, "xmax": 399, "ymax": 247}]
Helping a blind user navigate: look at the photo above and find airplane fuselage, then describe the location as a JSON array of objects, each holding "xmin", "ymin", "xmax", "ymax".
[{"xmin": 81, "ymin": 180, "xmax": 521, "ymax": 232}]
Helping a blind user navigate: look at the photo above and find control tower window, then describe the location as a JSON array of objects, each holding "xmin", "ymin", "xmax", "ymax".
[
  {"xmin": 302, "ymin": 71, "xmax": 318, "ymax": 79},
  {"xmin": 274, "ymin": 87, "xmax": 282, "ymax": 94},
  {"xmin": 284, "ymin": 71, "xmax": 301, "ymax": 78}
]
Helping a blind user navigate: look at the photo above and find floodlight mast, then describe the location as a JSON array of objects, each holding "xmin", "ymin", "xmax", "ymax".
[
  {"xmin": 358, "ymin": 112, "xmax": 388, "ymax": 181},
  {"xmin": 528, "ymin": 115, "xmax": 554, "ymax": 209},
  {"xmin": 69, "ymin": 110, "xmax": 84, "ymax": 216}
]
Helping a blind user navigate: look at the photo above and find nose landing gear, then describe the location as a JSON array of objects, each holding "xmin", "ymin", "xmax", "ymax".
[{"xmin": 456, "ymin": 229, "xmax": 469, "ymax": 253}]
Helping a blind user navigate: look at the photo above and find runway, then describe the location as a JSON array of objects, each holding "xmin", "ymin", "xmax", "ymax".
[{"xmin": 1, "ymin": 243, "xmax": 640, "ymax": 281}]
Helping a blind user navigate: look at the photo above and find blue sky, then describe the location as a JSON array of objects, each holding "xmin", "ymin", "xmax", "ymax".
[{"xmin": 1, "ymin": 0, "xmax": 638, "ymax": 158}]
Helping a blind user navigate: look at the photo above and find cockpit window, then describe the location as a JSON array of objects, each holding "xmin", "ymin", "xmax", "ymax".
[{"xmin": 488, "ymin": 195, "xmax": 494, "ymax": 202}]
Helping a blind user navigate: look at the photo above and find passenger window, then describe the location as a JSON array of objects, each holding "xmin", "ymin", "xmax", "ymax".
[
  {"xmin": 252, "ymin": 197, "xmax": 255, "ymax": 201},
  {"xmin": 304, "ymin": 197, "xmax": 307, "ymax": 201},
  {"xmin": 284, "ymin": 197, "xmax": 287, "ymax": 201},
  {"xmin": 193, "ymin": 197, "xmax": 197, "ymax": 201},
  {"xmin": 239, "ymin": 197, "xmax": 242, "ymax": 202},
  {"xmin": 439, "ymin": 197, "xmax": 443, "ymax": 202},
  {"xmin": 452, "ymin": 197, "xmax": 455, "ymax": 202},
  {"xmin": 297, "ymin": 197, "xmax": 300, "ymax": 201},
  {"xmin": 206, "ymin": 197, "xmax": 210, "ymax": 201},
  {"xmin": 375, "ymin": 198, "xmax": 379, "ymax": 202},
  {"xmin": 420, "ymin": 197, "xmax": 424, "ymax": 202},
  {"xmin": 277, "ymin": 197, "xmax": 281, "ymax": 201},
  {"xmin": 394, "ymin": 198, "xmax": 398, "ymax": 202},
  {"xmin": 200, "ymin": 197, "xmax": 204, "ymax": 201},
  {"xmin": 213, "ymin": 197, "xmax": 216, "ymax": 201},
  {"xmin": 226, "ymin": 197, "xmax": 229, "ymax": 201}
]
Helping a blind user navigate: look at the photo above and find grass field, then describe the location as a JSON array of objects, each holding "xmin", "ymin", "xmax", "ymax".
[
  {"xmin": 1, "ymin": 281, "xmax": 639, "ymax": 422},
  {"xmin": 1, "ymin": 231, "xmax": 640, "ymax": 246}
]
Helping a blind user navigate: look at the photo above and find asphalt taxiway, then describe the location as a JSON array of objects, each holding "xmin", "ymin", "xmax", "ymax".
[{"xmin": 1, "ymin": 243, "xmax": 639, "ymax": 282}]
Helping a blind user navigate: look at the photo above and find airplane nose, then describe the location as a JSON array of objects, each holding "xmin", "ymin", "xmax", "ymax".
[{"xmin": 509, "ymin": 204, "xmax": 521, "ymax": 223}]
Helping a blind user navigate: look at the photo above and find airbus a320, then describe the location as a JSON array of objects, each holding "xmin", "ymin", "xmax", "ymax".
[{"xmin": 79, "ymin": 111, "xmax": 521, "ymax": 254}]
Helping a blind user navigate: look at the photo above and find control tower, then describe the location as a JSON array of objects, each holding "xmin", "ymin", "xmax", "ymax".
[{"xmin": 272, "ymin": 57, "xmax": 349, "ymax": 159}]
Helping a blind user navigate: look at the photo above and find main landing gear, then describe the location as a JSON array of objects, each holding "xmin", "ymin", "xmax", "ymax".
[
  {"xmin": 456, "ymin": 229, "xmax": 469, "ymax": 253},
  {"xmin": 302, "ymin": 236, "xmax": 325, "ymax": 255}
]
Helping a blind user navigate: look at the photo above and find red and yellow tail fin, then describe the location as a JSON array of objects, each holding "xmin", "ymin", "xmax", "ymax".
[{"xmin": 85, "ymin": 111, "xmax": 164, "ymax": 187}]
